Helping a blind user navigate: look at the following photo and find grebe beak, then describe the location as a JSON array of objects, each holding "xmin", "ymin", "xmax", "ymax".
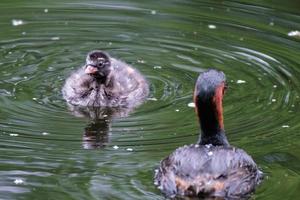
[{"xmin": 85, "ymin": 65, "xmax": 98, "ymax": 74}]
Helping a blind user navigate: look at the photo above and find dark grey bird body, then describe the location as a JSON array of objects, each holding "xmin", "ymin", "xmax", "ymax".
[
  {"xmin": 155, "ymin": 144, "xmax": 262, "ymax": 199},
  {"xmin": 155, "ymin": 69, "xmax": 262, "ymax": 199}
]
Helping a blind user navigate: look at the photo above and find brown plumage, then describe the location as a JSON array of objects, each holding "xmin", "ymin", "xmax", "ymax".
[
  {"xmin": 154, "ymin": 69, "xmax": 262, "ymax": 199},
  {"xmin": 62, "ymin": 50, "xmax": 149, "ymax": 108}
]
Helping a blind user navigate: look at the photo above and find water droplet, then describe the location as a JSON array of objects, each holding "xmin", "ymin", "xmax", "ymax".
[
  {"xmin": 10, "ymin": 133, "xmax": 19, "ymax": 137},
  {"xmin": 14, "ymin": 179, "xmax": 24, "ymax": 184},
  {"xmin": 273, "ymin": 85, "xmax": 277, "ymax": 88},
  {"xmin": 188, "ymin": 102, "xmax": 195, "ymax": 108},
  {"xmin": 208, "ymin": 151, "xmax": 213, "ymax": 156},
  {"xmin": 42, "ymin": 132, "xmax": 49, "ymax": 136},
  {"xmin": 236, "ymin": 80, "xmax": 246, "ymax": 84},
  {"xmin": 153, "ymin": 66, "xmax": 162, "ymax": 69},
  {"xmin": 288, "ymin": 30, "xmax": 300, "ymax": 37},
  {"xmin": 12, "ymin": 19, "xmax": 24, "ymax": 26},
  {"xmin": 51, "ymin": 37, "xmax": 60, "ymax": 41},
  {"xmin": 147, "ymin": 97, "xmax": 157, "ymax": 101},
  {"xmin": 151, "ymin": 10, "xmax": 156, "ymax": 15},
  {"xmin": 137, "ymin": 59, "xmax": 145, "ymax": 64},
  {"xmin": 44, "ymin": 9, "xmax": 48, "ymax": 13},
  {"xmin": 22, "ymin": 32, "xmax": 26, "ymax": 35},
  {"xmin": 32, "ymin": 98, "xmax": 37, "ymax": 101},
  {"xmin": 208, "ymin": 24, "xmax": 216, "ymax": 29},
  {"xmin": 269, "ymin": 22, "xmax": 274, "ymax": 26},
  {"xmin": 271, "ymin": 99, "xmax": 276, "ymax": 102},
  {"xmin": 113, "ymin": 145, "xmax": 119, "ymax": 150},
  {"xmin": 282, "ymin": 125, "xmax": 289, "ymax": 128},
  {"xmin": 175, "ymin": 109, "xmax": 180, "ymax": 112},
  {"xmin": 47, "ymin": 66, "xmax": 54, "ymax": 71},
  {"xmin": 126, "ymin": 148, "xmax": 133, "ymax": 151}
]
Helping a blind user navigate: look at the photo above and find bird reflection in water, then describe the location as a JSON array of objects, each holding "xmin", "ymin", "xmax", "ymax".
[{"xmin": 67, "ymin": 104, "xmax": 133, "ymax": 149}]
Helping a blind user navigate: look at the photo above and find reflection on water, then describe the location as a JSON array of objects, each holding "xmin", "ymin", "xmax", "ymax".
[
  {"xmin": 68, "ymin": 105, "xmax": 133, "ymax": 149},
  {"xmin": 83, "ymin": 118, "xmax": 111, "ymax": 149},
  {"xmin": 0, "ymin": 0, "xmax": 300, "ymax": 199}
]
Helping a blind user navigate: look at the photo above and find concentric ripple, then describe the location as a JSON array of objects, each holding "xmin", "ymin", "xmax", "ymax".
[{"xmin": 0, "ymin": 0, "xmax": 299, "ymax": 199}]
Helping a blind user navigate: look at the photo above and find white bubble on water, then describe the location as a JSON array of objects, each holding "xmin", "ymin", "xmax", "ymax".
[
  {"xmin": 188, "ymin": 102, "xmax": 195, "ymax": 108},
  {"xmin": 236, "ymin": 80, "xmax": 246, "ymax": 84},
  {"xmin": 288, "ymin": 30, "xmax": 300, "ymax": 37},
  {"xmin": 126, "ymin": 148, "xmax": 133, "ymax": 151},
  {"xmin": 14, "ymin": 179, "xmax": 24, "ymax": 184},
  {"xmin": 42, "ymin": 132, "xmax": 49, "ymax": 136},
  {"xmin": 208, "ymin": 24, "xmax": 216, "ymax": 29},
  {"xmin": 12, "ymin": 19, "xmax": 24, "ymax": 26},
  {"xmin": 147, "ymin": 97, "xmax": 158, "ymax": 101},
  {"xmin": 51, "ymin": 37, "xmax": 60, "ymax": 41}
]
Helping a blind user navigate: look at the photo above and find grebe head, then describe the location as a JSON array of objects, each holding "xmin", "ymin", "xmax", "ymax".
[
  {"xmin": 85, "ymin": 50, "xmax": 111, "ymax": 79},
  {"xmin": 194, "ymin": 69, "xmax": 229, "ymax": 146},
  {"xmin": 194, "ymin": 69, "xmax": 226, "ymax": 100}
]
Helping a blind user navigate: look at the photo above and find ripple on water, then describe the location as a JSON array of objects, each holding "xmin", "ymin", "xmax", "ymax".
[{"xmin": 0, "ymin": 1, "xmax": 300, "ymax": 199}]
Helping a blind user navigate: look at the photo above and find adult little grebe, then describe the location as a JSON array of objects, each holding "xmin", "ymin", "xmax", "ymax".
[
  {"xmin": 62, "ymin": 50, "xmax": 149, "ymax": 107},
  {"xmin": 154, "ymin": 69, "xmax": 262, "ymax": 199}
]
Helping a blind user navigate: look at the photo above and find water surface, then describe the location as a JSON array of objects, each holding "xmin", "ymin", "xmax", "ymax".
[{"xmin": 0, "ymin": 0, "xmax": 300, "ymax": 199}]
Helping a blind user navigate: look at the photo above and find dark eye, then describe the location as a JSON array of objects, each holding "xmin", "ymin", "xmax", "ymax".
[
  {"xmin": 98, "ymin": 62, "xmax": 104, "ymax": 67},
  {"xmin": 97, "ymin": 58, "xmax": 106, "ymax": 67}
]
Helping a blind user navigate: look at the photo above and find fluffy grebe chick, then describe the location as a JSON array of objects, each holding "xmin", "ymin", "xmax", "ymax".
[
  {"xmin": 154, "ymin": 69, "xmax": 262, "ymax": 199},
  {"xmin": 62, "ymin": 50, "xmax": 149, "ymax": 107}
]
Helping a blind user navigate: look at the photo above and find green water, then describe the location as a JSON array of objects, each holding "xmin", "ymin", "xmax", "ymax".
[{"xmin": 0, "ymin": 0, "xmax": 300, "ymax": 199}]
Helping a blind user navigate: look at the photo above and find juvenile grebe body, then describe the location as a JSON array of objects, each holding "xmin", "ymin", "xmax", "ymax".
[
  {"xmin": 154, "ymin": 69, "xmax": 262, "ymax": 199},
  {"xmin": 62, "ymin": 50, "xmax": 149, "ymax": 108}
]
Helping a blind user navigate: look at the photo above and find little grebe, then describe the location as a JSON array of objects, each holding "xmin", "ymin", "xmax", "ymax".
[
  {"xmin": 62, "ymin": 50, "xmax": 149, "ymax": 107},
  {"xmin": 154, "ymin": 69, "xmax": 262, "ymax": 199}
]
